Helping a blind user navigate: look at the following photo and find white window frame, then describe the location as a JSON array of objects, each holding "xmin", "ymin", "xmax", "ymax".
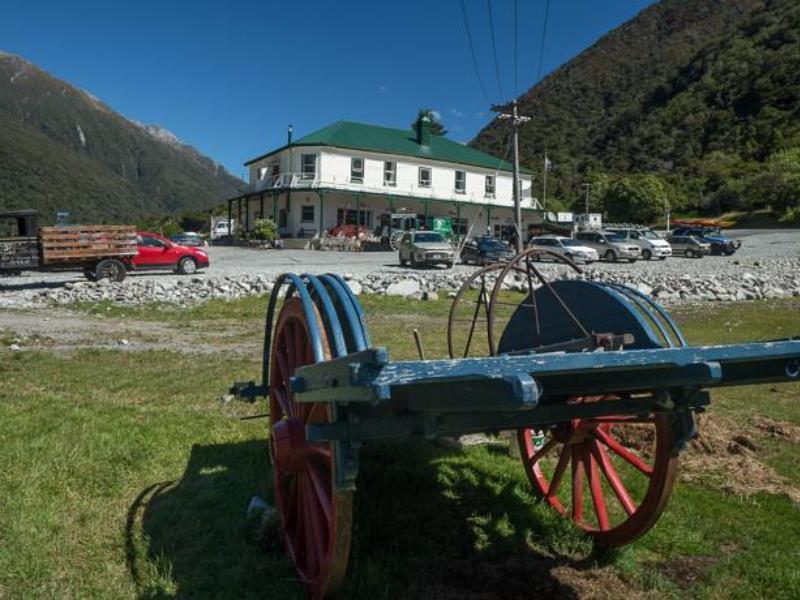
[
  {"xmin": 418, "ymin": 167, "xmax": 431, "ymax": 188},
  {"xmin": 350, "ymin": 157, "xmax": 364, "ymax": 183},
  {"xmin": 301, "ymin": 154, "xmax": 317, "ymax": 180},
  {"xmin": 455, "ymin": 170, "xmax": 466, "ymax": 194},
  {"xmin": 485, "ymin": 175, "xmax": 495, "ymax": 198},
  {"xmin": 384, "ymin": 161, "xmax": 396, "ymax": 187},
  {"xmin": 300, "ymin": 205, "xmax": 315, "ymax": 223}
]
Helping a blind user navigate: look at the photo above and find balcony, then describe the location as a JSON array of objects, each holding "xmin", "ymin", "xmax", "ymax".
[{"xmin": 246, "ymin": 172, "xmax": 538, "ymax": 208}]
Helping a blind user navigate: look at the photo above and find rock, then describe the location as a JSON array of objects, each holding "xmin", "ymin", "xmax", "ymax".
[
  {"xmin": 118, "ymin": 339, "xmax": 130, "ymax": 346},
  {"xmin": 346, "ymin": 280, "xmax": 362, "ymax": 296},
  {"xmin": 342, "ymin": 272, "xmax": 354, "ymax": 281},
  {"xmin": 422, "ymin": 291, "xmax": 439, "ymax": 301},
  {"xmin": 9, "ymin": 344, "xmax": 21, "ymax": 351},
  {"xmin": 635, "ymin": 283, "xmax": 653, "ymax": 297},
  {"xmin": 385, "ymin": 279, "xmax": 421, "ymax": 297}
]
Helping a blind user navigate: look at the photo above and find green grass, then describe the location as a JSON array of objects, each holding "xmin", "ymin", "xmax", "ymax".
[{"xmin": 1, "ymin": 296, "xmax": 799, "ymax": 598}]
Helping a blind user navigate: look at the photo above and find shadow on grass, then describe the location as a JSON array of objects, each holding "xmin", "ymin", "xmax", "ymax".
[
  {"xmin": 342, "ymin": 440, "xmax": 595, "ymax": 599},
  {"xmin": 126, "ymin": 440, "xmax": 302, "ymax": 599},
  {"xmin": 128, "ymin": 438, "xmax": 603, "ymax": 599}
]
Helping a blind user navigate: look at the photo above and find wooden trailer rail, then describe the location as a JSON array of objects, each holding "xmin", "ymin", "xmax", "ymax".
[{"xmin": 38, "ymin": 225, "xmax": 137, "ymax": 264}]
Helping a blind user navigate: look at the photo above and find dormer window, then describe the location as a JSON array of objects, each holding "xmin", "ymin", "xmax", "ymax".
[
  {"xmin": 301, "ymin": 154, "xmax": 317, "ymax": 180},
  {"xmin": 384, "ymin": 161, "xmax": 396, "ymax": 186},
  {"xmin": 485, "ymin": 175, "xmax": 495, "ymax": 198},
  {"xmin": 350, "ymin": 157, "xmax": 364, "ymax": 183},
  {"xmin": 455, "ymin": 170, "xmax": 466, "ymax": 194},
  {"xmin": 418, "ymin": 167, "xmax": 431, "ymax": 188}
]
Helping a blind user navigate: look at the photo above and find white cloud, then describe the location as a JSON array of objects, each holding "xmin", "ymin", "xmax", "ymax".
[
  {"xmin": 450, "ymin": 108, "xmax": 465, "ymax": 118},
  {"xmin": 378, "ymin": 85, "xmax": 389, "ymax": 92},
  {"xmin": 430, "ymin": 109, "xmax": 442, "ymax": 121}
]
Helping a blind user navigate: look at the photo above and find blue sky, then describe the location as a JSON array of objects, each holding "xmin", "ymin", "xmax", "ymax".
[{"xmin": 1, "ymin": 0, "xmax": 654, "ymax": 178}]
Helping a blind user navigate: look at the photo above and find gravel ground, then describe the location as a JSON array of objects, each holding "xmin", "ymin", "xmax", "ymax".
[{"xmin": 1, "ymin": 229, "xmax": 798, "ymax": 309}]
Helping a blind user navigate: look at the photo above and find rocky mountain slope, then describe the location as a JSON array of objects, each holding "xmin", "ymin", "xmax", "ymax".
[
  {"xmin": 472, "ymin": 0, "xmax": 799, "ymax": 216},
  {"xmin": 0, "ymin": 52, "xmax": 243, "ymax": 223}
]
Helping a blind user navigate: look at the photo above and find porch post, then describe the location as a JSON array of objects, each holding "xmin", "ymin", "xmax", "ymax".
[
  {"xmin": 356, "ymin": 193, "xmax": 361, "ymax": 226},
  {"xmin": 260, "ymin": 194, "xmax": 264, "ymax": 220},
  {"xmin": 245, "ymin": 196, "xmax": 250, "ymax": 231},
  {"xmin": 318, "ymin": 190, "xmax": 325, "ymax": 236},
  {"xmin": 423, "ymin": 197, "xmax": 429, "ymax": 226},
  {"xmin": 238, "ymin": 198, "xmax": 243, "ymax": 231},
  {"xmin": 486, "ymin": 205, "xmax": 492, "ymax": 235},
  {"xmin": 273, "ymin": 191, "xmax": 278, "ymax": 223},
  {"xmin": 456, "ymin": 201, "xmax": 461, "ymax": 239}
]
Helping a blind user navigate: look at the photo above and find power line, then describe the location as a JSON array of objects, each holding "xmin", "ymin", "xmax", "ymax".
[
  {"xmin": 486, "ymin": 0, "xmax": 504, "ymax": 100},
  {"xmin": 459, "ymin": 0, "xmax": 491, "ymax": 104},
  {"xmin": 536, "ymin": 0, "xmax": 552, "ymax": 82}
]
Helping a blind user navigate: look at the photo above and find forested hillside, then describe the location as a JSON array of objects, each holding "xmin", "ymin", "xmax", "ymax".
[
  {"xmin": 0, "ymin": 52, "xmax": 243, "ymax": 224},
  {"xmin": 473, "ymin": 0, "xmax": 800, "ymax": 223}
]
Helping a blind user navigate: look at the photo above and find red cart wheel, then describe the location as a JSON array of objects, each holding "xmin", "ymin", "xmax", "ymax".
[
  {"xmin": 518, "ymin": 398, "xmax": 677, "ymax": 547},
  {"xmin": 269, "ymin": 298, "xmax": 353, "ymax": 598}
]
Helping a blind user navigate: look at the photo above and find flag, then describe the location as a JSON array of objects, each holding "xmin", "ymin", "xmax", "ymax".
[{"xmin": 544, "ymin": 155, "xmax": 553, "ymax": 171}]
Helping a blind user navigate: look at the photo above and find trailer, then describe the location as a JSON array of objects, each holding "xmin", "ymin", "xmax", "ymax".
[
  {"xmin": 231, "ymin": 249, "xmax": 800, "ymax": 599},
  {"xmin": 0, "ymin": 210, "xmax": 137, "ymax": 281}
]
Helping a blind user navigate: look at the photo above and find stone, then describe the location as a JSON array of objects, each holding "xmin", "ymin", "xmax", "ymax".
[
  {"xmin": 635, "ymin": 283, "xmax": 653, "ymax": 297},
  {"xmin": 422, "ymin": 291, "xmax": 439, "ymax": 301},
  {"xmin": 345, "ymin": 279, "xmax": 362, "ymax": 296},
  {"xmin": 385, "ymin": 279, "xmax": 421, "ymax": 297}
]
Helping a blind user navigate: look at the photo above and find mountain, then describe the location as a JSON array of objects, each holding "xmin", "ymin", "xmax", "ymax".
[
  {"xmin": 472, "ymin": 0, "xmax": 800, "ymax": 219},
  {"xmin": 0, "ymin": 52, "xmax": 243, "ymax": 224}
]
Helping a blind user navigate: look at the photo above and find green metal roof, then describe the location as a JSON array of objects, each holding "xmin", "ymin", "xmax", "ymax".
[{"xmin": 244, "ymin": 120, "xmax": 532, "ymax": 174}]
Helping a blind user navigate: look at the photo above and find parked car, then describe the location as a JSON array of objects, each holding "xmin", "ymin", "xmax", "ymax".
[
  {"xmin": 399, "ymin": 231, "xmax": 454, "ymax": 268},
  {"xmin": 528, "ymin": 235, "xmax": 599, "ymax": 263},
  {"xmin": 667, "ymin": 235, "xmax": 711, "ymax": 258},
  {"xmin": 210, "ymin": 219, "xmax": 235, "ymax": 240},
  {"xmin": 134, "ymin": 231, "xmax": 210, "ymax": 274},
  {"xmin": 171, "ymin": 231, "xmax": 206, "ymax": 247},
  {"xmin": 460, "ymin": 236, "xmax": 515, "ymax": 265},
  {"xmin": 574, "ymin": 231, "xmax": 641, "ymax": 262},
  {"xmin": 605, "ymin": 227, "xmax": 672, "ymax": 260},
  {"xmin": 671, "ymin": 226, "xmax": 741, "ymax": 255}
]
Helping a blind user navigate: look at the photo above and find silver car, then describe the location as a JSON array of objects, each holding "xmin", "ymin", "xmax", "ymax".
[
  {"xmin": 667, "ymin": 235, "xmax": 711, "ymax": 258},
  {"xmin": 399, "ymin": 231, "xmax": 454, "ymax": 268},
  {"xmin": 605, "ymin": 228, "xmax": 672, "ymax": 260},
  {"xmin": 574, "ymin": 231, "xmax": 641, "ymax": 262},
  {"xmin": 528, "ymin": 236, "xmax": 599, "ymax": 263}
]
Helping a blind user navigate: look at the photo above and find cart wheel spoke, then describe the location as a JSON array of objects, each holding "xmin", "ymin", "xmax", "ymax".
[
  {"xmin": 529, "ymin": 437, "xmax": 558, "ymax": 466},
  {"xmin": 591, "ymin": 440, "xmax": 636, "ymax": 516},
  {"xmin": 272, "ymin": 386, "xmax": 293, "ymax": 419},
  {"xmin": 571, "ymin": 445, "xmax": 584, "ymax": 523},
  {"xmin": 307, "ymin": 461, "xmax": 333, "ymax": 525},
  {"xmin": 583, "ymin": 443, "xmax": 610, "ymax": 530},
  {"xmin": 546, "ymin": 444, "xmax": 571, "ymax": 500},
  {"xmin": 592, "ymin": 427, "xmax": 653, "ymax": 476}
]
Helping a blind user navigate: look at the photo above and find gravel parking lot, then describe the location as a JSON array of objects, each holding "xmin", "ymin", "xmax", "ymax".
[{"xmin": 1, "ymin": 229, "xmax": 798, "ymax": 309}]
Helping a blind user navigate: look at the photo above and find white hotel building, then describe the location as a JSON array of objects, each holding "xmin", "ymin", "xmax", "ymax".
[{"xmin": 225, "ymin": 117, "xmax": 543, "ymax": 240}]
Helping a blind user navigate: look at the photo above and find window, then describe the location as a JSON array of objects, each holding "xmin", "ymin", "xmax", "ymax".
[
  {"xmin": 418, "ymin": 167, "xmax": 431, "ymax": 188},
  {"xmin": 301, "ymin": 154, "xmax": 316, "ymax": 180},
  {"xmin": 452, "ymin": 217, "xmax": 468, "ymax": 236},
  {"xmin": 485, "ymin": 175, "xmax": 495, "ymax": 197},
  {"xmin": 455, "ymin": 170, "xmax": 466, "ymax": 194},
  {"xmin": 336, "ymin": 209, "xmax": 373, "ymax": 228},
  {"xmin": 384, "ymin": 161, "xmax": 396, "ymax": 186},
  {"xmin": 350, "ymin": 157, "xmax": 364, "ymax": 183},
  {"xmin": 301, "ymin": 205, "xmax": 315, "ymax": 223},
  {"xmin": 138, "ymin": 235, "xmax": 166, "ymax": 248},
  {"xmin": 257, "ymin": 167, "xmax": 268, "ymax": 180}
]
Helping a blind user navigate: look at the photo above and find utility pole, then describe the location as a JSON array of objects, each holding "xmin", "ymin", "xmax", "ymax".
[
  {"xmin": 492, "ymin": 100, "xmax": 530, "ymax": 253},
  {"xmin": 582, "ymin": 183, "xmax": 591, "ymax": 225}
]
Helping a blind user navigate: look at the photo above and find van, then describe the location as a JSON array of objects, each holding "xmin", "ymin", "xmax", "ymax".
[
  {"xmin": 605, "ymin": 227, "xmax": 672, "ymax": 260},
  {"xmin": 574, "ymin": 231, "xmax": 641, "ymax": 263}
]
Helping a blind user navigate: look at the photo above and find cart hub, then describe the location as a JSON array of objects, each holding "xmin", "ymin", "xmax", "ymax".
[{"xmin": 272, "ymin": 417, "xmax": 311, "ymax": 473}]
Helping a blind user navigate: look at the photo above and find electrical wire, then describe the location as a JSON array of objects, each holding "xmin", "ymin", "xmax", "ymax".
[
  {"xmin": 536, "ymin": 0, "xmax": 551, "ymax": 82},
  {"xmin": 459, "ymin": 0, "xmax": 491, "ymax": 104},
  {"xmin": 486, "ymin": 0, "xmax": 504, "ymax": 100}
]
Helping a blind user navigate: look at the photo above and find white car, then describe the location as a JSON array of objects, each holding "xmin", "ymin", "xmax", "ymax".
[
  {"xmin": 528, "ymin": 236, "xmax": 599, "ymax": 263},
  {"xmin": 210, "ymin": 219, "xmax": 235, "ymax": 240}
]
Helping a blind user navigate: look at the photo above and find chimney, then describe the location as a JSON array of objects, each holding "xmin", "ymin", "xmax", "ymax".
[
  {"xmin": 416, "ymin": 115, "xmax": 431, "ymax": 146},
  {"xmin": 287, "ymin": 124, "xmax": 293, "ymax": 145}
]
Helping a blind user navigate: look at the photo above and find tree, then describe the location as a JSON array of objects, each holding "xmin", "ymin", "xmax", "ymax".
[
  {"xmin": 411, "ymin": 109, "xmax": 447, "ymax": 136},
  {"xmin": 601, "ymin": 175, "xmax": 668, "ymax": 224}
]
